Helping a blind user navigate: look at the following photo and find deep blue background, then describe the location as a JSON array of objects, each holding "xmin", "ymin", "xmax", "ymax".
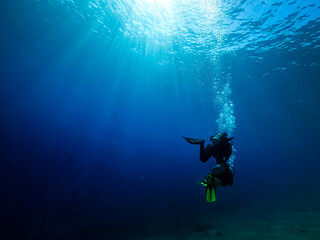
[{"xmin": 1, "ymin": 1, "xmax": 320, "ymax": 239}]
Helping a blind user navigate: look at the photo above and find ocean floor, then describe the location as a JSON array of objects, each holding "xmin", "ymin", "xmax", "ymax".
[{"xmin": 141, "ymin": 206, "xmax": 320, "ymax": 240}]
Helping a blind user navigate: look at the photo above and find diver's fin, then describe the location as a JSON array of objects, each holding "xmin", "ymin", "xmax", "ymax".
[
  {"xmin": 206, "ymin": 186, "xmax": 216, "ymax": 203},
  {"xmin": 182, "ymin": 136, "xmax": 205, "ymax": 145}
]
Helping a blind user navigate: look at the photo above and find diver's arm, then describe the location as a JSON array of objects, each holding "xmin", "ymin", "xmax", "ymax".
[{"xmin": 200, "ymin": 143, "xmax": 215, "ymax": 163}]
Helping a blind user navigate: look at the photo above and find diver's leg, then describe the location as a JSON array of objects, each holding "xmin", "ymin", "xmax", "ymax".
[{"xmin": 200, "ymin": 143, "xmax": 215, "ymax": 163}]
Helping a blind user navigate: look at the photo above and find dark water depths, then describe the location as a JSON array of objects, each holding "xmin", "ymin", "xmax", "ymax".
[{"xmin": 1, "ymin": 0, "xmax": 320, "ymax": 239}]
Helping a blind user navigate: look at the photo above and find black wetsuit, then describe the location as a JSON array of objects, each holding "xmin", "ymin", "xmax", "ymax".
[
  {"xmin": 212, "ymin": 163, "xmax": 234, "ymax": 187},
  {"xmin": 199, "ymin": 133, "xmax": 234, "ymax": 186},
  {"xmin": 183, "ymin": 133, "xmax": 234, "ymax": 187},
  {"xmin": 199, "ymin": 136, "xmax": 233, "ymax": 164}
]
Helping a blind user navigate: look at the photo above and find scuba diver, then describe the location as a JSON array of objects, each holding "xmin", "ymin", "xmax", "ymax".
[{"xmin": 183, "ymin": 132, "xmax": 234, "ymax": 202}]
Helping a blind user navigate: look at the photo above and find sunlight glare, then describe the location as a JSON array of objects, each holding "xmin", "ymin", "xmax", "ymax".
[{"xmin": 143, "ymin": 0, "xmax": 172, "ymax": 7}]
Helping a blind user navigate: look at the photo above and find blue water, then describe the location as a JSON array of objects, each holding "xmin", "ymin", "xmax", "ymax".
[{"xmin": 1, "ymin": 0, "xmax": 320, "ymax": 239}]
